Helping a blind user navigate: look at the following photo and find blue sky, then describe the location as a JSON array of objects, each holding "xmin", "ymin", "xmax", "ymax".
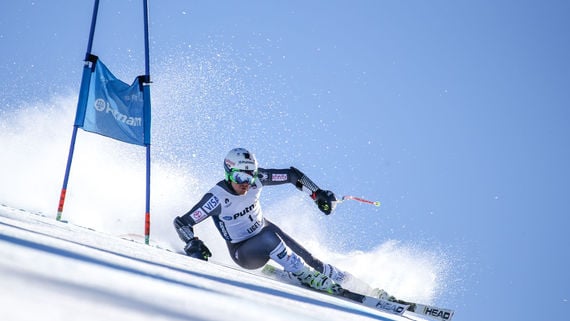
[{"xmin": 1, "ymin": 1, "xmax": 569, "ymax": 320}]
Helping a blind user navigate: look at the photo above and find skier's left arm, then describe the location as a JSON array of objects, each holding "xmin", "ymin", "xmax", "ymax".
[{"xmin": 258, "ymin": 167, "xmax": 337, "ymax": 215}]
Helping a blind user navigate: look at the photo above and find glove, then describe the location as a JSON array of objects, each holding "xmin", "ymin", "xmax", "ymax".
[
  {"xmin": 312, "ymin": 189, "xmax": 337, "ymax": 215},
  {"xmin": 184, "ymin": 237, "xmax": 212, "ymax": 261}
]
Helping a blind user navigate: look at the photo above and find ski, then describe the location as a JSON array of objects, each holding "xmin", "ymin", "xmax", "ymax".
[
  {"xmin": 337, "ymin": 289, "xmax": 410, "ymax": 316},
  {"xmin": 261, "ymin": 264, "xmax": 454, "ymax": 321},
  {"xmin": 261, "ymin": 264, "xmax": 408, "ymax": 316},
  {"xmin": 408, "ymin": 303, "xmax": 455, "ymax": 321}
]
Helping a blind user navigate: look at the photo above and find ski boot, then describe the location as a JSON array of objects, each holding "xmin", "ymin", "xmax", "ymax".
[
  {"xmin": 293, "ymin": 265, "xmax": 342, "ymax": 294},
  {"xmin": 322, "ymin": 263, "xmax": 347, "ymax": 284}
]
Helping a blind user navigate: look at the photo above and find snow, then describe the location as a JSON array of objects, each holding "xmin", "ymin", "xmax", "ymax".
[
  {"xmin": 1, "ymin": 98, "xmax": 454, "ymax": 321},
  {"xmin": 0, "ymin": 204, "xmax": 431, "ymax": 321}
]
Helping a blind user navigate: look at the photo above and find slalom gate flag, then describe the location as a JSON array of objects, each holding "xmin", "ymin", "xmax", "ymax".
[{"xmin": 75, "ymin": 56, "xmax": 149, "ymax": 146}]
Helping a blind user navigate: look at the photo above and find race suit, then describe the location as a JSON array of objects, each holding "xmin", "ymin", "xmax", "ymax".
[{"xmin": 175, "ymin": 167, "xmax": 326, "ymax": 271}]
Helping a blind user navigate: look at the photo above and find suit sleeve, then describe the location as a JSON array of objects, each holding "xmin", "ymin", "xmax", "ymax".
[
  {"xmin": 180, "ymin": 192, "xmax": 222, "ymax": 226},
  {"xmin": 258, "ymin": 167, "xmax": 321, "ymax": 196}
]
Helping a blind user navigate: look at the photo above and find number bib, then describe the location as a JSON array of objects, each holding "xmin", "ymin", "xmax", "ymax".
[{"xmin": 210, "ymin": 181, "xmax": 265, "ymax": 243}]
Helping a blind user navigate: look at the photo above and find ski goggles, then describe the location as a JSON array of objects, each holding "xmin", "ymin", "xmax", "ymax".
[{"xmin": 228, "ymin": 169, "xmax": 258, "ymax": 185}]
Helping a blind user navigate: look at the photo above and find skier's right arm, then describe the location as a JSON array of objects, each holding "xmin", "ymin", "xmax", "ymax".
[{"xmin": 173, "ymin": 193, "xmax": 220, "ymax": 260}]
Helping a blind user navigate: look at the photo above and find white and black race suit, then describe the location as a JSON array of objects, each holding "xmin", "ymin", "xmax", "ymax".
[{"xmin": 179, "ymin": 167, "xmax": 325, "ymax": 271}]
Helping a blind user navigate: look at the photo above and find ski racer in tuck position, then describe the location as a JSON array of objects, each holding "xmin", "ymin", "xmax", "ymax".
[{"xmin": 174, "ymin": 147, "xmax": 360, "ymax": 293}]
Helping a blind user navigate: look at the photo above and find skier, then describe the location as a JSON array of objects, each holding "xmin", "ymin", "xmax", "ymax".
[{"xmin": 173, "ymin": 147, "xmax": 347, "ymax": 293}]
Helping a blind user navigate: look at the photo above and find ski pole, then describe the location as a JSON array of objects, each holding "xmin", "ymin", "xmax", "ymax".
[{"xmin": 337, "ymin": 195, "xmax": 381, "ymax": 207}]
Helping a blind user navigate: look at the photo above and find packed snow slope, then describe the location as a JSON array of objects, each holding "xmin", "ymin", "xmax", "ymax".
[{"xmin": 0, "ymin": 204, "xmax": 436, "ymax": 321}]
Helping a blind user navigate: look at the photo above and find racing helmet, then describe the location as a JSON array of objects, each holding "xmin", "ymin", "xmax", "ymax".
[{"xmin": 224, "ymin": 148, "xmax": 258, "ymax": 184}]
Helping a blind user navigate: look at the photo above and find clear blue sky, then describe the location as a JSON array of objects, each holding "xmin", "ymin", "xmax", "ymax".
[{"xmin": 1, "ymin": 1, "xmax": 569, "ymax": 320}]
